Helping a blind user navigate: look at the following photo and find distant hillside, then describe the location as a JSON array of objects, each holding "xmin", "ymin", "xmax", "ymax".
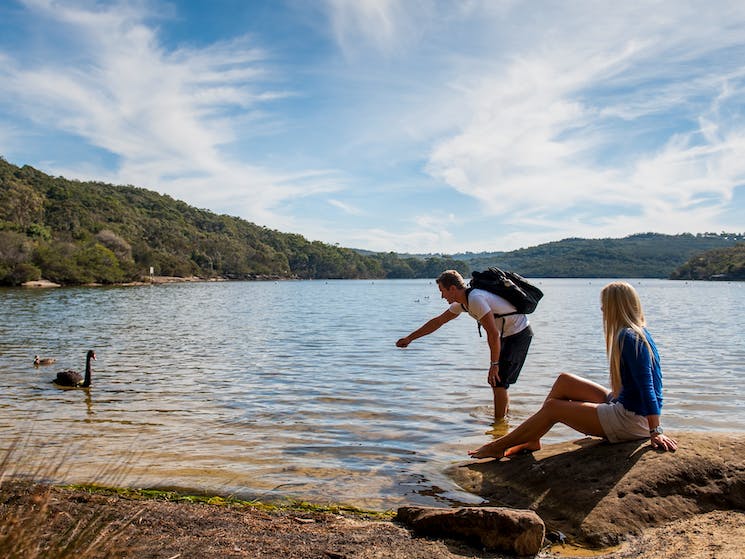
[
  {"xmin": 670, "ymin": 243, "xmax": 745, "ymax": 280},
  {"xmin": 2, "ymin": 157, "xmax": 742, "ymax": 286},
  {"xmin": 0, "ymin": 157, "xmax": 465, "ymax": 286},
  {"xmin": 450, "ymin": 233, "xmax": 745, "ymax": 278}
]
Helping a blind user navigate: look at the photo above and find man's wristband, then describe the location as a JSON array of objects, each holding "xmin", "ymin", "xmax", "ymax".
[{"xmin": 490, "ymin": 361, "xmax": 500, "ymax": 366}]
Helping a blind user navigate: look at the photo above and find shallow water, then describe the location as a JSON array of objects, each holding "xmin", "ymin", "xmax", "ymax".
[{"xmin": 1, "ymin": 279, "xmax": 743, "ymax": 509}]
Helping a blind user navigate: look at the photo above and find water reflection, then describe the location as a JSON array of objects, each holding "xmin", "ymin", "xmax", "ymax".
[{"xmin": 0, "ymin": 279, "xmax": 743, "ymax": 509}]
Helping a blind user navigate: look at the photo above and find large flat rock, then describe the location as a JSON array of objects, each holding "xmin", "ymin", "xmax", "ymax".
[
  {"xmin": 448, "ymin": 432, "xmax": 745, "ymax": 547},
  {"xmin": 396, "ymin": 506, "xmax": 545, "ymax": 555}
]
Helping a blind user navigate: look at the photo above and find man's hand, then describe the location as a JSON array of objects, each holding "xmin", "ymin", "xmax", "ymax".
[
  {"xmin": 396, "ymin": 337, "xmax": 411, "ymax": 348},
  {"xmin": 487, "ymin": 363, "xmax": 501, "ymax": 386}
]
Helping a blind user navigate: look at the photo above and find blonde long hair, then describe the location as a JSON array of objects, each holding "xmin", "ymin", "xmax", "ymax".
[{"xmin": 601, "ymin": 281, "xmax": 653, "ymax": 397}]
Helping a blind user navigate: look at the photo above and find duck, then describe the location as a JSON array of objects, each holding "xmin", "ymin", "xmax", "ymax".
[
  {"xmin": 52, "ymin": 350, "xmax": 96, "ymax": 388},
  {"xmin": 33, "ymin": 355, "xmax": 57, "ymax": 366}
]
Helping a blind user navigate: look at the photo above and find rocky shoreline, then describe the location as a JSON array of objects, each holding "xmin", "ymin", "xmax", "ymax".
[
  {"xmin": 2, "ymin": 432, "xmax": 743, "ymax": 558},
  {"xmin": 1, "ymin": 481, "xmax": 742, "ymax": 558},
  {"xmin": 20, "ymin": 274, "xmax": 293, "ymax": 288}
]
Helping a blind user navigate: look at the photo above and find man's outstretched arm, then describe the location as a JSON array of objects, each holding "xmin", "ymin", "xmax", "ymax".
[{"xmin": 396, "ymin": 309, "xmax": 457, "ymax": 347}]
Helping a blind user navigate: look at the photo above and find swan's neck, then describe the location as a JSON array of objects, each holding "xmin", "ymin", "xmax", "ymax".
[{"xmin": 83, "ymin": 355, "xmax": 93, "ymax": 387}]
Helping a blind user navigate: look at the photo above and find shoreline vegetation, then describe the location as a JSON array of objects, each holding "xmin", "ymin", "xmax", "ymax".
[
  {"xmin": 18, "ymin": 270, "xmax": 745, "ymax": 290},
  {"xmin": 2, "ymin": 157, "xmax": 744, "ymax": 287}
]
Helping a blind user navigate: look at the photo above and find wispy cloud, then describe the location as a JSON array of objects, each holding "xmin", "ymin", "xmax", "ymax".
[
  {"xmin": 328, "ymin": 198, "xmax": 362, "ymax": 215},
  {"xmin": 324, "ymin": 0, "xmax": 429, "ymax": 57},
  {"xmin": 314, "ymin": 1, "xmax": 745, "ymax": 250},
  {"xmin": 1, "ymin": 1, "xmax": 744, "ymax": 253},
  {"xmin": 335, "ymin": 225, "xmax": 456, "ymax": 255},
  {"xmin": 418, "ymin": 2, "xmax": 745, "ymax": 247},
  {"xmin": 1, "ymin": 0, "xmax": 339, "ymax": 226}
]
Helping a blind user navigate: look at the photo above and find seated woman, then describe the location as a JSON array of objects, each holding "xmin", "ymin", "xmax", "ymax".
[{"xmin": 468, "ymin": 281, "xmax": 677, "ymax": 459}]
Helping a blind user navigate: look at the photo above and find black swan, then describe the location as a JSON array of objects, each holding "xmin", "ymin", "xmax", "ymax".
[
  {"xmin": 52, "ymin": 350, "xmax": 96, "ymax": 388},
  {"xmin": 34, "ymin": 355, "xmax": 57, "ymax": 366}
]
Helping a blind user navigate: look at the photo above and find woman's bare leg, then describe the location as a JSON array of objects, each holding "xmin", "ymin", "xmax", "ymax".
[
  {"xmin": 543, "ymin": 372, "xmax": 611, "ymax": 404},
  {"xmin": 469, "ymin": 373, "xmax": 610, "ymax": 459}
]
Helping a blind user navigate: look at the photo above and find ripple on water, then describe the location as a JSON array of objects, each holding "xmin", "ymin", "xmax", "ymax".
[{"xmin": 1, "ymin": 279, "xmax": 743, "ymax": 509}]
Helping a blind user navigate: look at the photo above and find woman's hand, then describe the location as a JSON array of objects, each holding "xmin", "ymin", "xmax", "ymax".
[{"xmin": 651, "ymin": 433, "xmax": 677, "ymax": 451}]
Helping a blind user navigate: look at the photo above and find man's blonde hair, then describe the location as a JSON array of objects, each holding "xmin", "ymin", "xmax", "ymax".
[{"xmin": 436, "ymin": 270, "xmax": 467, "ymax": 289}]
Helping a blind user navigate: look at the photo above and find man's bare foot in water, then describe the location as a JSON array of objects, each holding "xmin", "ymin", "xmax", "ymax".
[
  {"xmin": 485, "ymin": 419, "xmax": 509, "ymax": 437},
  {"xmin": 503, "ymin": 440, "xmax": 541, "ymax": 457},
  {"xmin": 467, "ymin": 441, "xmax": 505, "ymax": 459}
]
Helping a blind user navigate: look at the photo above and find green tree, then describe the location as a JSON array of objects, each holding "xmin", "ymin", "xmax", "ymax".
[{"xmin": 0, "ymin": 179, "xmax": 45, "ymax": 229}]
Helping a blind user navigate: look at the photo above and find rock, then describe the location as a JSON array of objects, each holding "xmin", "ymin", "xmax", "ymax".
[
  {"xmin": 21, "ymin": 279, "xmax": 60, "ymax": 288},
  {"xmin": 449, "ymin": 432, "xmax": 745, "ymax": 547},
  {"xmin": 396, "ymin": 506, "xmax": 545, "ymax": 556}
]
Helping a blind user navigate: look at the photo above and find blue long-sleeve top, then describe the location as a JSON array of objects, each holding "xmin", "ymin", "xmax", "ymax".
[{"xmin": 616, "ymin": 328, "xmax": 663, "ymax": 416}]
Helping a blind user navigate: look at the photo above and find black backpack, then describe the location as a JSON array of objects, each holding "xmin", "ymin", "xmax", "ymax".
[{"xmin": 466, "ymin": 267, "xmax": 543, "ymax": 315}]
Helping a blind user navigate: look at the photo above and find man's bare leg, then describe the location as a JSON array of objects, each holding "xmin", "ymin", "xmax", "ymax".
[{"xmin": 493, "ymin": 386, "xmax": 509, "ymax": 420}]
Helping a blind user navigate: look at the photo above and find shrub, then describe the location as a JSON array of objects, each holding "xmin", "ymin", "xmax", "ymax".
[{"xmin": 5, "ymin": 263, "xmax": 42, "ymax": 286}]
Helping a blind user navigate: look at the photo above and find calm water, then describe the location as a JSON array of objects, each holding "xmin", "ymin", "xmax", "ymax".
[{"xmin": 1, "ymin": 279, "xmax": 743, "ymax": 510}]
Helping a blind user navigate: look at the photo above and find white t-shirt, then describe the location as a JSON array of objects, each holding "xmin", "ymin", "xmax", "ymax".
[{"xmin": 448, "ymin": 288, "xmax": 529, "ymax": 337}]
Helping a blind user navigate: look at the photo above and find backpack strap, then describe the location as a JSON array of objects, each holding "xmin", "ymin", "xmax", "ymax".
[
  {"xmin": 463, "ymin": 288, "xmax": 487, "ymax": 337},
  {"xmin": 461, "ymin": 287, "xmax": 474, "ymax": 312},
  {"xmin": 466, "ymin": 287, "xmax": 518, "ymax": 338}
]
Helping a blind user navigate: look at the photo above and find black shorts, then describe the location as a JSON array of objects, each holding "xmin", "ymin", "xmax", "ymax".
[{"xmin": 495, "ymin": 325, "xmax": 533, "ymax": 389}]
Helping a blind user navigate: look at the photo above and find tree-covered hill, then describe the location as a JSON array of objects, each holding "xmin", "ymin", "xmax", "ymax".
[
  {"xmin": 2, "ymin": 156, "xmax": 742, "ymax": 286},
  {"xmin": 670, "ymin": 243, "xmax": 745, "ymax": 280},
  {"xmin": 451, "ymin": 232, "xmax": 745, "ymax": 278},
  {"xmin": 0, "ymin": 157, "xmax": 465, "ymax": 286}
]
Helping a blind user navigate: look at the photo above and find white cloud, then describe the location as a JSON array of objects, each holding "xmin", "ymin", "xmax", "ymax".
[
  {"xmin": 334, "ymin": 225, "xmax": 456, "ymax": 255},
  {"xmin": 324, "ymin": 0, "xmax": 430, "ymax": 57},
  {"xmin": 328, "ymin": 198, "xmax": 362, "ymax": 215},
  {"xmin": 2, "ymin": 1, "xmax": 744, "ymax": 254},
  {"xmin": 1, "ymin": 0, "xmax": 334, "ymax": 225},
  {"xmin": 421, "ymin": 2, "xmax": 745, "ymax": 246}
]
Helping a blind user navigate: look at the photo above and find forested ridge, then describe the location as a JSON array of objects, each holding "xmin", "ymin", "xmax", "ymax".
[
  {"xmin": 670, "ymin": 243, "xmax": 745, "ymax": 280},
  {"xmin": 0, "ymin": 157, "xmax": 464, "ymax": 285},
  {"xmin": 451, "ymin": 232, "xmax": 744, "ymax": 278},
  {"xmin": 1, "ymin": 156, "xmax": 742, "ymax": 286}
]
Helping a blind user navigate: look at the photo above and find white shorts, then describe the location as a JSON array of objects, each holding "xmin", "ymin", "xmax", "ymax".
[{"xmin": 597, "ymin": 400, "xmax": 649, "ymax": 443}]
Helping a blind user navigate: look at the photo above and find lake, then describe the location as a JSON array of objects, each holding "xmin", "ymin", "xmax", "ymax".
[{"xmin": 1, "ymin": 278, "xmax": 743, "ymax": 510}]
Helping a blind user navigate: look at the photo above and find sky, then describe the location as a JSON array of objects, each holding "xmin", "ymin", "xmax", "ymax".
[{"xmin": 1, "ymin": 1, "xmax": 744, "ymax": 254}]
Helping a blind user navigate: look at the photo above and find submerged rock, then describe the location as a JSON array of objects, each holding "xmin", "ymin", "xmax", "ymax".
[
  {"xmin": 396, "ymin": 505, "xmax": 545, "ymax": 556},
  {"xmin": 449, "ymin": 432, "xmax": 745, "ymax": 547}
]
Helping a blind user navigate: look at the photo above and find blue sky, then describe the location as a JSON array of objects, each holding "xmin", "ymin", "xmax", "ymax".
[{"xmin": 1, "ymin": 0, "xmax": 744, "ymax": 253}]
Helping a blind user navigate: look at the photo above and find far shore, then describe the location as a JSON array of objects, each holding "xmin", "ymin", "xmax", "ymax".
[
  {"xmin": 18, "ymin": 275, "xmax": 744, "ymax": 290},
  {"xmin": 20, "ymin": 274, "xmax": 297, "ymax": 289}
]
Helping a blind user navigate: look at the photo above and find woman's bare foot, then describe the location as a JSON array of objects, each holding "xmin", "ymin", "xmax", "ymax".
[
  {"xmin": 468, "ymin": 441, "xmax": 506, "ymax": 459},
  {"xmin": 503, "ymin": 440, "xmax": 541, "ymax": 457}
]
